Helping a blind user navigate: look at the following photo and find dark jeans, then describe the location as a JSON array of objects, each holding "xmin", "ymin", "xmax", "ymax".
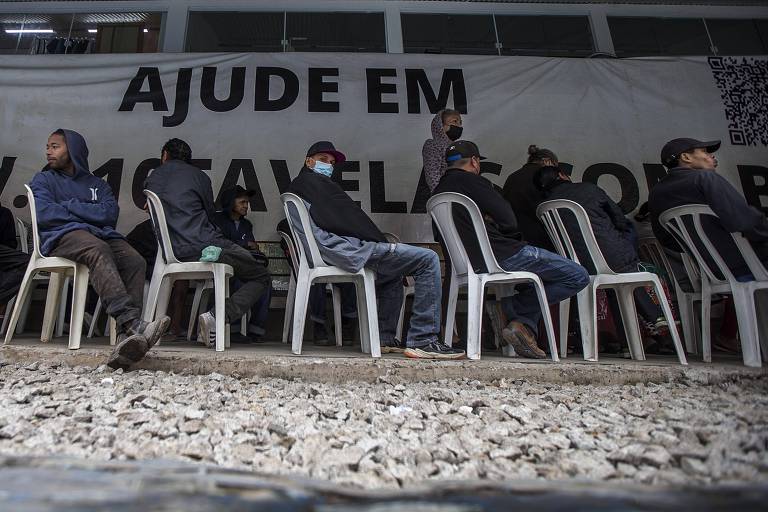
[
  {"xmin": 0, "ymin": 245, "xmax": 30, "ymax": 303},
  {"xmin": 499, "ymin": 245, "xmax": 590, "ymax": 336},
  {"xmin": 50, "ymin": 230, "xmax": 145, "ymax": 330},
  {"xmin": 309, "ymin": 282, "xmax": 357, "ymax": 324},
  {"xmin": 215, "ymin": 243, "xmax": 271, "ymax": 323}
]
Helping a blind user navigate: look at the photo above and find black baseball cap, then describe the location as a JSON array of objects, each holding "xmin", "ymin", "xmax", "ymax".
[
  {"xmin": 231, "ymin": 184, "xmax": 256, "ymax": 198},
  {"xmin": 446, "ymin": 140, "xmax": 487, "ymax": 164},
  {"xmin": 661, "ymin": 138, "xmax": 721, "ymax": 168},
  {"xmin": 306, "ymin": 141, "xmax": 346, "ymax": 165}
]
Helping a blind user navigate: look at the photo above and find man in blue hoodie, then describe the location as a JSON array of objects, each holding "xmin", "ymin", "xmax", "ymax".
[{"xmin": 30, "ymin": 129, "xmax": 169, "ymax": 369}]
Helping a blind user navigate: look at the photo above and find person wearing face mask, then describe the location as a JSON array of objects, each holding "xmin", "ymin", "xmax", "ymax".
[
  {"xmin": 286, "ymin": 141, "xmax": 465, "ymax": 359},
  {"xmin": 423, "ymin": 109, "xmax": 463, "ymax": 194},
  {"xmin": 649, "ymin": 138, "xmax": 768, "ymax": 279},
  {"xmin": 434, "ymin": 141, "xmax": 589, "ymax": 359}
]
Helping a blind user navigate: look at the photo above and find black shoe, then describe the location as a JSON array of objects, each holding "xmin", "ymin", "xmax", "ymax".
[
  {"xmin": 404, "ymin": 341, "xmax": 465, "ymax": 360},
  {"xmin": 313, "ymin": 322, "xmax": 333, "ymax": 346},
  {"xmin": 381, "ymin": 338, "xmax": 406, "ymax": 354},
  {"xmin": 108, "ymin": 316, "xmax": 170, "ymax": 370}
]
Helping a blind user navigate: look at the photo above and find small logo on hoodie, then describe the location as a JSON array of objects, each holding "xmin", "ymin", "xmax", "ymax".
[{"xmin": 89, "ymin": 187, "xmax": 98, "ymax": 201}]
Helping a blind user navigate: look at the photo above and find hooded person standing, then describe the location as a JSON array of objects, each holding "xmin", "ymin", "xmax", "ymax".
[
  {"xmin": 423, "ymin": 109, "xmax": 463, "ymax": 194},
  {"xmin": 29, "ymin": 129, "xmax": 169, "ymax": 369}
]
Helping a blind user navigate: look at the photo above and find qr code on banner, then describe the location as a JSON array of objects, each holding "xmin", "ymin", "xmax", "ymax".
[{"xmin": 709, "ymin": 56, "xmax": 768, "ymax": 147}]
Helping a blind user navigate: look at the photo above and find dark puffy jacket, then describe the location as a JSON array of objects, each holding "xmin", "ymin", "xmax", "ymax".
[
  {"xmin": 501, "ymin": 162, "xmax": 554, "ymax": 251},
  {"xmin": 545, "ymin": 181, "xmax": 638, "ymax": 274}
]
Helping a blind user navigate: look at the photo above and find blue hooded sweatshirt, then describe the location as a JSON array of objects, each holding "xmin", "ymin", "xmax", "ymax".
[{"xmin": 29, "ymin": 129, "xmax": 122, "ymax": 256}]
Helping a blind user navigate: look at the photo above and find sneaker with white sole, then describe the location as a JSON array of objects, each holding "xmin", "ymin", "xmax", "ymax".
[
  {"xmin": 404, "ymin": 341, "xmax": 465, "ymax": 360},
  {"xmin": 198, "ymin": 311, "xmax": 216, "ymax": 348}
]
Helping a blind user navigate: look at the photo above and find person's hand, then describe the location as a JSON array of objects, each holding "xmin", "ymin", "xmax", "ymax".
[{"xmin": 247, "ymin": 241, "xmax": 260, "ymax": 251}]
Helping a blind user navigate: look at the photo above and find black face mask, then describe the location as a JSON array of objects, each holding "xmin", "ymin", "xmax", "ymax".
[{"xmin": 446, "ymin": 125, "xmax": 463, "ymax": 141}]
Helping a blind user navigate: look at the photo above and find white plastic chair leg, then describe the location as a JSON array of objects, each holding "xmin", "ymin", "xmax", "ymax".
[
  {"xmin": 41, "ymin": 272, "xmax": 64, "ymax": 343},
  {"xmin": 756, "ymin": 290, "xmax": 768, "ymax": 363},
  {"xmin": 3, "ymin": 266, "xmax": 38, "ymax": 345},
  {"xmin": 55, "ymin": 276, "xmax": 70, "ymax": 338},
  {"xmin": 358, "ymin": 272, "xmax": 381, "ymax": 358},
  {"xmin": 290, "ymin": 274, "xmax": 312, "ymax": 355},
  {"xmin": 354, "ymin": 278, "xmax": 371, "ymax": 354},
  {"xmin": 652, "ymin": 278, "xmax": 687, "ymax": 365},
  {"xmin": 143, "ymin": 263, "xmax": 164, "ymax": 322},
  {"xmin": 212, "ymin": 267, "xmax": 228, "ymax": 352},
  {"xmin": 444, "ymin": 274, "xmax": 458, "ymax": 347},
  {"xmin": 187, "ymin": 281, "xmax": 205, "ymax": 341},
  {"xmin": 732, "ymin": 287, "xmax": 762, "ymax": 368},
  {"xmin": 88, "ymin": 298, "xmax": 102, "ymax": 338},
  {"xmin": 67, "ymin": 266, "xmax": 89, "ymax": 350},
  {"xmin": 678, "ymin": 294, "xmax": 696, "ymax": 355},
  {"xmin": 396, "ymin": 291, "xmax": 407, "ymax": 342},
  {"xmin": 331, "ymin": 285, "xmax": 342, "ymax": 347},
  {"xmin": 558, "ymin": 298, "xmax": 570, "ymax": 358},
  {"xmin": 1, "ymin": 295, "xmax": 15, "ymax": 336},
  {"xmin": 575, "ymin": 285, "xmax": 598, "ymax": 361},
  {"xmin": 533, "ymin": 280, "xmax": 559, "ymax": 362},
  {"xmin": 465, "ymin": 278, "xmax": 484, "ymax": 360},
  {"xmin": 282, "ymin": 274, "xmax": 295, "ymax": 344},
  {"xmin": 700, "ymin": 278, "xmax": 712, "ymax": 363},
  {"xmin": 15, "ymin": 280, "xmax": 39, "ymax": 335},
  {"xmin": 240, "ymin": 313, "xmax": 248, "ymax": 337},
  {"xmin": 616, "ymin": 286, "xmax": 645, "ymax": 361}
]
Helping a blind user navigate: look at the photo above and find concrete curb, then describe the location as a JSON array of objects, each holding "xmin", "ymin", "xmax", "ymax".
[{"xmin": 2, "ymin": 344, "xmax": 765, "ymax": 386}]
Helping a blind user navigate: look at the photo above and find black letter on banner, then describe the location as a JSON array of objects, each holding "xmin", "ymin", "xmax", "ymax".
[
  {"xmin": 132, "ymin": 158, "xmax": 161, "ymax": 209},
  {"xmin": 333, "ymin": 161, "xmax": 361, "ymax": 207},
  {"xmin": 366, "ymin": 69, "xmax": 398, "ymax": 113},
  {"xmin": 642, "ymin": 163, "xmax": 668, "ymax": 192},
  {"xmin": 215, "ymin": 160, "xmax": 267, "ymax": 212},
  {"xmin": 738, "ymin": 165, "xmax": 768, "ymax": 215},
  {"xmin": 189, "ymin": 159, "xmax": 212, "ymax": 172},
  {"xmin": 308, "ymin": 68, "xmax": 339, "ymax": 112},
  {"xmin": 0, "ymin": 157, "xmax": 16, "ymax": 197},
  {"xmin": 582, "ymin": 163, "xmax": 639, "ymax": 214},
  {"xmin": 410, "ymin": 169, "xmax": 430, "ymax": 213},
  {"xmin": 200, "ymin": 66, "xmax": 246, "ymax": 112},
  {"xmin": 270, "ymin": 160, "xmax": 292, "ymax": 193},
  {"xmin": 163, "ymin": 68, "xmax": 193, "ymax": 127},
  {"xmin": 92, "ymin": 159, "xmax": 123, "ymax": 201},
  {"xmin": 405, "ymin": 69, "xmax": 467, "ymax": 114},
  {"xmin": 254, "ymin": 67, "xmax": 299, "ymax": 111},
  {"xmin": 369, "ymin": 162, "xmax": 407, "ymax": 213},
  {"xmin": 118, "ymin": 67, "xmax": 168, "ymax": 112}
]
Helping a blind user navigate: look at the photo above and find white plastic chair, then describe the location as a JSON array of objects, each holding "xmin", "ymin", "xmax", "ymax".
[
  {"xmin": 281, "ymin": 193, "xmax": 380, "ymax": 357},
  {"xmin": 187, "ymin": 280, "xmax": 249, "ymax": 341},
  {"xmin": 537, "ymin": 199, "xmax": 686, "ymax": 364},
  {"xmin": 279, "ymin": 230, "xmax": 343, "ymax": 346},
  {"xmin": 143, "ymin": 190, "xmax": 233, "ymax": 352},
  {"xmin": 3, "ymin": 185, "xmax": 90, "ymax": 349},
  {"xmin": 428, "ymin": 192, "xmax": 559, "ymax": 361},
  {"xmin": 660, "ymin": 204, "xmax": 768, "ymax": 367},
  {"xmin": 638, "ymin": 237, "xmax": 702, "ymax": 356},
  {"xmin": 382, "ymin": 232, "xmax": 416, "ymax": 342}
]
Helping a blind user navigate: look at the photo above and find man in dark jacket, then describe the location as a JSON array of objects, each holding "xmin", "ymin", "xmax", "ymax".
[
  {"xmin": 29, "ymin": 129, "xmax": 168, "ymax": 370},
  {"xmin": 649, "ymin": 138, "xmax": 768, "ymax": 279},
  {"xmin": 213, "ymin": 185, "xmax": 272, "ymax": 339},
  {"xmin": 501, "ymin": 145, "xmax": 559, "ymax": 251},
  {"xmin": 0, "ymin": 202, "xmax": 29, "ymax": 306},
  {"xmin": 434, "ymin": 141, "xmax": 589, "ymax": 359},
  {"xmin": 145, "ymin": 139, "xmax": 271, "ymax": 347},
  {"xmin": 287, "ymin": 141, "xmax": 464, "ymax": 359}
]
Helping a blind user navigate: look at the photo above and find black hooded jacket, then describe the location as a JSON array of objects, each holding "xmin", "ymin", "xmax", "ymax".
[
  {"xmin": 502, "ymin": 162, "xmax": 554, "ymax": 251},
  {"xmin": 213, "ymin": 188, "xmax": 256, "ymax": 249},
  {"xmin": 287, "ymin": 166, "xmax": 386, "ymax": 243}
]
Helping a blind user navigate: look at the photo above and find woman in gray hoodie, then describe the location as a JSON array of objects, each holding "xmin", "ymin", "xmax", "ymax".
[{"xmin": 422, "ymin": 109, "xmax": 463, "ymax": 193}]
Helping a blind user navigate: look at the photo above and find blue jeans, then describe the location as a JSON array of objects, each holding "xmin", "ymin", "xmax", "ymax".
[
  {"xmin": 367, "ymin": 242, "xmax": 442, "ymax": 348},
  {"xmin": 309, "ymin": 282, "xmax": 357, "ymax": 324},
  {"xmin": 499, "ymin": 245, "xmax": 589, "ymax": 336}
]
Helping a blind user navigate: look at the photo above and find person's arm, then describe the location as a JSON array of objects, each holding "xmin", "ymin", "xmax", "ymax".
[
  {"xmin": 243, "ymin": 219, "xmax": 259, "ymax": 250},
  {"xmin": 473, "ymin": 177, "xmax": 519, "ymax": 236},
  {"xmin": 62, "ymin": 180, "xmax": 119, "ymax": 228},
  {"xmin": 599, "ymin": 188, "xmax": 633, "ymax": 233},
  {"xmin": 422, "ymin": 140, "xmax": 443, "ymax": 193},
  {"xmin": 29, "ymin": 175, "xmax": 81, "ymax": 230},
  {"xmin": 699, "ymin": 172, "xmax": 768, "ymax": 241}
]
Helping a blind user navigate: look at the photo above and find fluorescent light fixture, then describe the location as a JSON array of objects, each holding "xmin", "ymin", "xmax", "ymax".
[
  {"xmin": 143, "ymin": 28, "xmax": 148, "ymax": 33},
  {"xmin": 88, "ymin": 29, "xmax": 97, "ymax": 33},
  {"xmin": 5, "ymin": 29, "xmax": 54, "ymax": 34}
]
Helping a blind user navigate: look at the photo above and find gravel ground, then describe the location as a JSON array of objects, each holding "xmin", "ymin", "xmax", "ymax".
[{"xmin": 0, "ymin": 361, "xmax": 766, "ymax": 489}]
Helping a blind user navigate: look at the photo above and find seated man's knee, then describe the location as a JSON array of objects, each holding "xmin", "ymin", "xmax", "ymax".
[{"xmin": 572, "ymin": 264, "xmax": 590, "ymax": 290}]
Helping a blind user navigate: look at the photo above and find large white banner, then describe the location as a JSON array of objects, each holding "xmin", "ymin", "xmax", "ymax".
[{"xmin": 1, "ymin": 53, "xmax": 766, "ymax": 242}]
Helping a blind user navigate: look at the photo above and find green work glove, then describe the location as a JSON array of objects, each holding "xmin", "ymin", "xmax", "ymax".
[{"xmin": 200, "ymin": 246, "xmax": 222, "ymax": 262}]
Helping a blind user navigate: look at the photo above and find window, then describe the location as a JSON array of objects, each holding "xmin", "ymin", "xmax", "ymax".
[
  {"xmin": 495, "ymin": 15, "xmax": 593, "ymax": 57},
  {"xmin": 608, "ymin": 17, "xmax": 711, "ymax": 57},
  {"xmin": 186, "ymin": 12, "xmax": 283, "ymax": 52},
  {"xmin": 706, "ymin": 19, "xmax": 768, "ymax": 55},
  {"xmin": 186, "ymin": 11, "xmax": 385, "ymax": 53},
  {"xmin": 401, "ymin": 14, "xmax": 497, "ymax": 55},
  {"xmin": 0, "ymin": 12, "xmax": 161, "ymax": 54}
]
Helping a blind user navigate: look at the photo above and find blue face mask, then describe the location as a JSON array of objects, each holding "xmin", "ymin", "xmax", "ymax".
[{"xmin": 312, "ymin": 160, "xmax": 334, "ymax": 177}]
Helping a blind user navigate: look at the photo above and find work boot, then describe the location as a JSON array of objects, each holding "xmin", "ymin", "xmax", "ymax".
[{"xmin": 107, "ymin": 316, "xmax": 170, "ymax": 370}]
